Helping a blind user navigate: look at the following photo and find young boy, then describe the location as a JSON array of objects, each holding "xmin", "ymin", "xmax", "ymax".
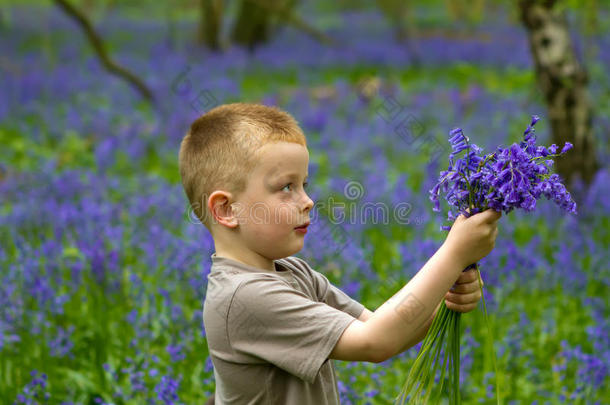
[{"xmin": 178, "ymin": 103, "xmax": 501, "ymax": 404}]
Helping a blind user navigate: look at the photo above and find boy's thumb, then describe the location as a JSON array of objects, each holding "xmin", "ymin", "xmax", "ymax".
[
  {"xmin": 481, "ymin": 208, "xmax": 502, "ymax": 222},
  {"xmin": 454, "ymin": 213, "xmax": 467, "ymax": 224}
]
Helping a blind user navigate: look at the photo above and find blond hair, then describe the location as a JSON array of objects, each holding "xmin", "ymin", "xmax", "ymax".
[{"xmin": 178, "ymin": 103, "xmax": 307, "ymax": 231}]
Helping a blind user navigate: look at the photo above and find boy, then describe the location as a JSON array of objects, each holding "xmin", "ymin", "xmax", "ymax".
[{"xmin": 178, "ymin": 103, "xmax": 500, "ymax": 404}]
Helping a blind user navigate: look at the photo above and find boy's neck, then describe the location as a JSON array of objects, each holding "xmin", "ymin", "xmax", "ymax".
[{"xmin": 214, "ymin": 249, "xmax": 276, "ymax": 273}]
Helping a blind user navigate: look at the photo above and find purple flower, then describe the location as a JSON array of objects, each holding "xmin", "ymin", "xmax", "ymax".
[
  {"xmin": 561, "ymin": 142, "xmax": 573, "ymax": 153},
  {"xmin": 14, "ymin": 370, "xmax": 50, "ymax": 404},
  {"xmin": 429, "ymin": 115, "xmax": 577, "ymax": 228},
  {"xmin": 166, "ymin": 343, "xmax": 186, "ymax": 362},
  {"xmin": 155, "ymin": 375, "xmax": 181, "ymax": 405}
]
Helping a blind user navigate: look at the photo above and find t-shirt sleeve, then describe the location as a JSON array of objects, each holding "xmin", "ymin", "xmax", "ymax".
[
  {"xmin": 290, "ymin": 256, "xmax": 365, "ymax": 319},
  {"xmin": 310, "ymin": 270, "xmax": 365, "ymax": 320},
  {"xmin": 227, "ymin": 275, "xmax": 358, "ymax": 384}
]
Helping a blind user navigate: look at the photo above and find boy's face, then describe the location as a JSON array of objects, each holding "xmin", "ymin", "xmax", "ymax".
[{"xmin": 217, "ymin": 141, "xmax": 314, "ymax": 265}]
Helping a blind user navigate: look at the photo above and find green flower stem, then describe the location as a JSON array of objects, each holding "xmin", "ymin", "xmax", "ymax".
[
  {"xmin": 397, "ymin": 263, "xmax": 502, "ymax": 405},
  {"xmin": 398, "ymin": 302, "xmax": 458, "ymax": 404},
  {"xmin": 401, "ymin": 306, "xmax": 450, "ymax": 398},
  {"xmin": 423, "ymin": 317, "xmax": 449, "ymax": 401},
  {"xmin": 432, "ymin": 313, "xmax": 454, "ymax": 404},
  {"xmin": 474, "ymin": 264, "xmax": 501, "ymax": 405},
  {"xmin": 398, "ymin": 303, "xmax": 451, "ymax": 404},
  {"xmin": 531, "ymin": 153, "xmax": 562, "ymax": 162},
  {"xmin": 451, "ymin": 311, "xmax": 461, "ymax": 405}
]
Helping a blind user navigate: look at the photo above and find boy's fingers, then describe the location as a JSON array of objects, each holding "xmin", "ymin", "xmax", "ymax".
[
  {"xmin": 449, "ymin": 282, "xmax": 479, "ymax": 294},
  {"xmin": 445, "ymin": 290, "xmax": 481, "ymax": 306},
  {"xmin": 479, "ymin": 208, "xmax": 501, "ymax": 223},
  {"xmin": 454, "ymin": 214, "xmax": 467, "ymax": 224},
  {"xmin": 445, "ymin": 301, "xmax": 478, "ymax": 313},
  {"xmin": 456, "ymin": 269, "xmax": 478, "ymax": 284}
]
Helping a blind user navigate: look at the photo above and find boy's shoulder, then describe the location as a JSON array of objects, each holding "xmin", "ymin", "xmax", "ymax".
[
  {"xmin": 204, "ymin": 254, "xmax": 323, "ymax": 306},
  {"xmin": 203, "ymin": 255, "xmax": 324, "ymax": 341}
]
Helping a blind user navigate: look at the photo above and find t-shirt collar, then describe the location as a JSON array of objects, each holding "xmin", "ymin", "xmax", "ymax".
[{"xmin": 210, "ymin": 252, "xmax": 292, "ymax": 275}]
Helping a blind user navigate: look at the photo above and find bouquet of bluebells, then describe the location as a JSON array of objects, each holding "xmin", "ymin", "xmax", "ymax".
[{"xmin": 396, "ymin": 116, "xmax": 577, "ymax": 404}]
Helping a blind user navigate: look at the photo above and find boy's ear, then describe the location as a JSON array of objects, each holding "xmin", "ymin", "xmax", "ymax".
[{"xmin": 208, "ymin": 191, "xmax": 239, "ymax": 228}]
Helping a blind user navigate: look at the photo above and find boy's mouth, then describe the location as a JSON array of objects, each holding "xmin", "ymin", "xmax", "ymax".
[{"xmin": 294, "ymin": 221, "xmax": 310, "ymax": 229}]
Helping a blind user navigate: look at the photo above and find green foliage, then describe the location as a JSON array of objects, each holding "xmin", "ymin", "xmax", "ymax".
[{"xmin": 2, "ymin": 1, "xmax": 608, "ymax": 402}]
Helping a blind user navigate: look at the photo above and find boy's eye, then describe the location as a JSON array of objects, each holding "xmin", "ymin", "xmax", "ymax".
[{"xmin": 281, "ymin": 182, "xmax": 309, "ymax": 192}]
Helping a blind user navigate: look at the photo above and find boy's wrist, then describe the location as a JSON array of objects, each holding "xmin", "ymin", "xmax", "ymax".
[{"xmin": 438, "ymin": 241, "xmax": 469, "ymax": 272}]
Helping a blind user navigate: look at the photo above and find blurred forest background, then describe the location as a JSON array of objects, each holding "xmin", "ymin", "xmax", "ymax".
[{"xmin": 1, "ymin": 0, "xmax": 608, "ymax": 404}]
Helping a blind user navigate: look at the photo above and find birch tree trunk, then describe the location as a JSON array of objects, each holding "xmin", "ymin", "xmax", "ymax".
[{"xmin": 519, "ymin": 0, "xmax": 599, "ymax": 190}]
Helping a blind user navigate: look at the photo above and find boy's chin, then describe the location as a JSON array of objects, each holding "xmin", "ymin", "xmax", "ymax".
[{"xmin": 283, "ymin": 244, "xmax": 304, "ymax": 258}]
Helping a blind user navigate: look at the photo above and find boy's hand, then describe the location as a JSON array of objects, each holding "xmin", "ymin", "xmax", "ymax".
[
  {"xmin": 443, "ymin": 209, "xmax": 501, "ymax": 269},
  {"xmin": 444, "ymin": 268, "xmax": 483, "ymax": 313}
]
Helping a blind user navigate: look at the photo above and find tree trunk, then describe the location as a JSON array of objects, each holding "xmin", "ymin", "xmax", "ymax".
[
  {"xmin": 230, "ymin": 0, "xmax": 333, "ymax": 50},
  {"xmin": 519, "ymin": 0, "xmax": 599, "ymax": 191},
  {"xmin": 198, "ymin": 0, "xmax": 223, "ymax": 50},
  {"xmin": 376, "ymin": 0, "xmax": 420, "ymax": 65},
  {"xmin": 230, "ymin": 0, "xmax": 270, "ymax": 50}
]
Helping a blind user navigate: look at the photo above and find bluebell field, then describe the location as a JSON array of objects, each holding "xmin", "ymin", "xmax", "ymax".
[{"xmin": 1, "ymin": 2, "xmax": 609, "ymax": 404}]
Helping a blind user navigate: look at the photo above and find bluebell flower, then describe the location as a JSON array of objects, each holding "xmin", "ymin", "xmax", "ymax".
[
  {"xmin": 155, "ymin": 375, "xmax": 181, "ymax": 405},
  {"xmin": 561, "ymin": 142, "xmax": 573, "ymax": 153},
  {"xmin": 429, "ymin": 115, "xmax": 577, "ymax": 227},
  {"xmin": 14, "ymin": 370, "xmax": 50, "ymax": 404}
]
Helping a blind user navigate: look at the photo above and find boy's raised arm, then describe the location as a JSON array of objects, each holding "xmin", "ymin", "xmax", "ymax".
[
  {"xmin": 357, "ymin": 308, "xmax": 374, "ymax": 322},
  {"xmin": 394, "ymin": 299, "xmax": 442, "ymax": 354},
  {"xmin": 329, "ymin": 209, "xmax": 500, "ymax": 363}
]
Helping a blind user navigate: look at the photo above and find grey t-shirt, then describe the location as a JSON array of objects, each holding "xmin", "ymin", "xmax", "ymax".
[{"xmin": 203, "ymin": 253, "xmax": 365, "ymax": 405}]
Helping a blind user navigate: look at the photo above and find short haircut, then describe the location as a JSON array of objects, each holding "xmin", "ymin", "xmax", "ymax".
[{"xmin": 178, "ymin": 103, "xmax": 307, "ymax": 231}]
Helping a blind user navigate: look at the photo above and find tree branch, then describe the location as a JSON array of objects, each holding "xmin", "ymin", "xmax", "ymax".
[{"xmin": 53, "ymin": 0, "xmax": 153, "ymax": 101}]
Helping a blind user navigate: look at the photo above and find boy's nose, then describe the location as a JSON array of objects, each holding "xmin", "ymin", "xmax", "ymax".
[{"xmin": 301, "ymin": 194, "xmax": 314, "ymax": 212}]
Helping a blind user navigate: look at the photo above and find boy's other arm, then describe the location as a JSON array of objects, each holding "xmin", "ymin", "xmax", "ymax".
[{"xmin": 329, "ymin": 209, "xmax": 500, "ymax": 364}]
